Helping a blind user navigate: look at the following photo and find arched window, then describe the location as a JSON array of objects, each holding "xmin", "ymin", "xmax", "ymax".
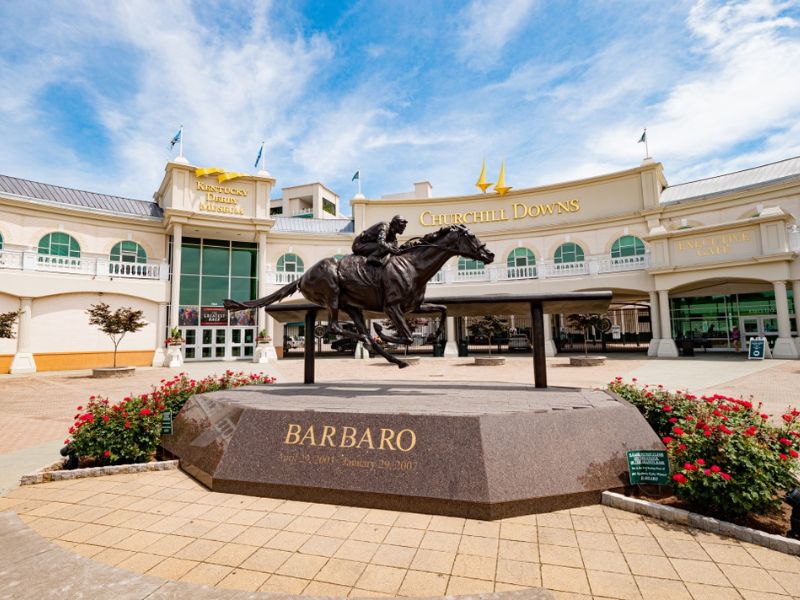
[
  {"xmin": 507, "ymin": 248, "xmax": 535, "ymax": 268},
  {"xmin": 457, "ymin": 257, "xmax": 485, "ymax": 281},
  {"xmin": 110, "ymin": 241, "xmax": 147, "ymax": 263},
  {"xmin": 277, "ymin": 253, "xmax": 304, "ymax": 273},
  {"xmin": 553, "ymin": 242, "xmax": 584, "ymax": 264},
  {"xmin": 38, "ymin": 232, "xmax": 80, "ymax": 257},
  {"xmin": 506, "ymin": 247, "xmax": 536, "ymax": 279},
  {"xmin": 611, "ymin": 235, "xmax": 645, "ymax": 258}
]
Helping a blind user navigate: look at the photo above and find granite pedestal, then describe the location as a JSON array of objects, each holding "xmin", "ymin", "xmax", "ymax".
[{"xmin": 161, "ymin": 381, "xmax": 663, "ymax": 520}]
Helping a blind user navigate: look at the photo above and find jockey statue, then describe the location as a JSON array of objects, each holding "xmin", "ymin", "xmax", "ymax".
[{"xmin": 351, "ymin": 215, "xmax": 409, "ymax": 267}]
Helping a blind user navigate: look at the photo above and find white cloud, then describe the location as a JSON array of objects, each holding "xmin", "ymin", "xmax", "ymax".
[{"xmin": 456, "ymin": 0, "xmax": 538, "ymax": 70}]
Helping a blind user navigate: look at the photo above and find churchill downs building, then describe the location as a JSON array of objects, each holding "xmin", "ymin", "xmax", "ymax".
[{"xmin": 1, "ymin": 154, "xmax": 799, "ymax": 374}]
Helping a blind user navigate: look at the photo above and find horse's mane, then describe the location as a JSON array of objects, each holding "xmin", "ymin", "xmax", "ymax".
[{"xmin": 404, "ymin": 224, "xmax": 464, "ymax": 248}]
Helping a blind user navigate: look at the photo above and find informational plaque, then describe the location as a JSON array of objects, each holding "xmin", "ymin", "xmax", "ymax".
[
  {"xmin": 627, "ymin": 449, "xmax": 670, "ymax": 485},
  {"xmin": 161, "ymin": 411, "xmax": 173, "ymax": 435}
]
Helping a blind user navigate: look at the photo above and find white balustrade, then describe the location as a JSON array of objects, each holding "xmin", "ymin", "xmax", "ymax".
[
  {"xmin": 0, "ymin": 250, "xmax": 163, "ymax": 280},
  {"xmin": 292, "ymin": 207, "xmax": 314, "ymax": 217}
]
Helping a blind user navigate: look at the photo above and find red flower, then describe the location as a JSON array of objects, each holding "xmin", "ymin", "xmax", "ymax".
[
  {"xmin": 76, "ymin": 405, "xmax": 83, "ymax": 410},
  {"xmin": 140, "ymin": 408, "xmax": 152, "ymax": 416},
  {"xmin": 703, "ymin": 430, "xmax": 712, "ymax": 437},
  {"xmin": 672, "ymin": 426, "xmax": 685, "ymax": 436},
  {"xmin": 760, "ymin": 413, "xmax": 769, "ymax": 419},
  {"xmin": 711, "ymin": 465, "xmax": 721, "ymax": 473},
  {"xmin": 64, "ymin": 438, "xmax": 70, "ymax": 444},
  {"xmin": 669, "ymin": 417, "xmax": 678, "ymax": 423},
  {"xmin": 663, "ymin": 405, "xmax": 673, "ymax": 412},
  {"xmin": 662, "ymin": 436, "xmax": 673, "ymax": 444},
  {"xmin": 103, "ymin": 450, "xmax": 110, "ymax": 458},
  {"xmin": 780, "ymin": 454, "xmax": 788, "ymax": 461},
  {"xmin": 790, "ymin": 450, "xmax": 799, "ymax": 459},
  {"xmin": 704, "ymin": 468, "xmax": 712, "ymax": 475},
  {"xmin": 779, "ymin": 437, "xmax": 792, "ymax": 446},
  {"xmin": 102, "ymin": 415, "xmax": 110, "ymax": 423},
  {"xmin": 124, "ymin": 421, "xmax": 131, "ymax": 429},
  {"xmin": 672, "ymin": 473, "xmax": 688, "ymax": 484},
  {"xmin": 684, "ymin": 462, "xmax": 698, "ymax": 471},
  {"xmin": 696, "ymin": 458, "xmax": 706, "ymax": 466},
  {"xmin": 720, "ymin": 472, "xmax": 731, "ymax": 481},
  {"xmin": 678, "ymin": 443, "xmax": 687, "ymax": 451}
]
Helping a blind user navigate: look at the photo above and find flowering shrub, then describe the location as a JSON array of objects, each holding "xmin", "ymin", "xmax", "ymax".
[
  {"xmin": 609, "ymin": 377, "xmax": 800, "ymax": 518},
  {"xmin": 66, "ymin": 371, "xmax": 274, "ymax": 465}
]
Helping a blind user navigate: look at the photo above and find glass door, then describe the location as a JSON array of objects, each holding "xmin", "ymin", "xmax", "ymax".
[
  {"xmin": 740, "ymin": 316, "xmax": 779, "ymax": 351},
  {"xmin": 230, "ymin": 327, "xmax": 256, "ymax": 359}
]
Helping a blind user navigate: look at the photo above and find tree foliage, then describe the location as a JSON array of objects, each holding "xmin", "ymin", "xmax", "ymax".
[
  {"xmin": 87, "ymin": 303, "xmax": 147, "ymax": 368},
  {"xmin": 0, "ymin": 311, "xmax": 20, "ymax": 339},
  {"xmin": 468, "ymin": 315, "xmax": 509, "ymax": 354},
  {"xmin": 566, "ymin": 313, "xmax": 606, "ymax": 356}
]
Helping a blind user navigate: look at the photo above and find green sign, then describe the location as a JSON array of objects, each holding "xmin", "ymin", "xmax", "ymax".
[
  {"xmin": 627, "ymin": 450, "xmax": 670, "ymax": 485},
  {"xmin": 161, "ymin": 411, "xmax": 173, "ymax": 435},
  {"xmin": 748, "ymin": 337, "xmax": 766, "ymax": 360}
]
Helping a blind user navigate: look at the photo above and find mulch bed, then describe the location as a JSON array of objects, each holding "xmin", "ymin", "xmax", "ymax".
[{"xmin": 633, "ymin": 489, "xmax": 793, "ymax": 537}]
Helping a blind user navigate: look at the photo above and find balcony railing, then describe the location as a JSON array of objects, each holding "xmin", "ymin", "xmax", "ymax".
[
  {"xmin": 266, "ymin": 269, "xmax": 305, "ymax": 284},
  {"xmin": 0, "ymin": 249, "xmax": 167, "ymax": 280},
  {"xmin": 292, "ymin": 207, "xmax": 314, "ymax": 217},
  {"xmin": 426, "ymin": 253, "xmax": 650, "ymax": 285}
]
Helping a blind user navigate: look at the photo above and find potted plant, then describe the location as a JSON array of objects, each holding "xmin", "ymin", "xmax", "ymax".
[
  {"xmin": 0, "ymin": 310, "xmax": 20, "ymax": 339},
  {"xmin": 86, "ymin": 303, "xmax": 147, "ymax": 377},
  {"xmin": 166, "ymin": 327, "xmax": 184, "ymax": 346},
  {"xmin": 257, "ymin": 329, "xmax": 271, "ymax": 344}
]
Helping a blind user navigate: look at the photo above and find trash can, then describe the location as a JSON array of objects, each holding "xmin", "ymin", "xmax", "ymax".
[
  {"xmin": 457, "ymin": 340, "xmax": 469, "ymax": 357},
  {"xmin": 432, "ymin": 342, "xmax": 444, "ymax": 357},
  {"xmin": 681, "ymin": 339, "xmax": 695, "ymax": 356}
]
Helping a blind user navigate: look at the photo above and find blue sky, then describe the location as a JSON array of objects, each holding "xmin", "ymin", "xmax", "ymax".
[{"xmin": 0, "ymin": 0, "xmax": 798, "ymax": 212}]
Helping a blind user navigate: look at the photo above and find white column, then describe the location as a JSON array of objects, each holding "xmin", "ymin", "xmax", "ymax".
[
  {"xmin": 10, "ymin": 297, "xmax": 36, "ymax": 373},
  {"xmin": 647, "ymin": 291, "xmax": 661, "ymax": 357},
  {"xmin": 772, "ymin": 280, "xmax": 799, "ymax": 358},
  {"xmin": 543, "ymin": 314, "xmax": 556, "ymax": 356},
  {"xmin": 151, "ymin": 302, "xmax": 168, "ymax": 367},
  {"xmin": 253, "ymin": 231, "xmax": 277, "ymax": 363},
  {"xmin": 793, "ymin": 280, "xmax": 800, "ymax": 352},
  {"xmin": 656, "ymin": 290, "xmax": 678, "ymax": 357},
  {"xmin": 169, "ymin": 223, "xmax": 183, "ymax": 331},
  {"xmin": 444, "ymin": 316, "xmax": 458, "ymax": 357}
]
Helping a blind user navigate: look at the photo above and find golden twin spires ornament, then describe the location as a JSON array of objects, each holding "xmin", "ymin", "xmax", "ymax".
[
  {"xmin": 494, "ymin": 161, "xmax": 512, "ymax": 196},
  {"xmin": 475, "ymin": 160, "xmax": 512, "ymax": 196},
  {"xmin": 475, "ymin": 160, "xmax": 493, "ymax": 193}
]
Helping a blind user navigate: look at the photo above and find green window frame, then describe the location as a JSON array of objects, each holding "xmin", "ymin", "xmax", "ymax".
[
  {"xmin": 277, "ymin": 253, "xmax": 304, "ymax": 273},
  {"xmin": 458, "ymin": 257, "xmax": 485, "ymax": 272},
  {"xmin": 38, "ymin": 232, "xmax": 80, "ymax": 257},
  {"xmin": 553, "ymin": 242, "xmax": 584, "ymax": 264},
  {"xmin": 507, "ymin": 247, "xmax": 536, "ymax": 268},
  {"xmin": 611, "ymin": 235, "xmax": 645, "ymax": 258},
  {"xmin": 110, "ymin": 241, "xmax": 147, "ymax": 263},
  {"xmin": 0, "ymin": 232, "xmax": 4, "ymax": 250}
]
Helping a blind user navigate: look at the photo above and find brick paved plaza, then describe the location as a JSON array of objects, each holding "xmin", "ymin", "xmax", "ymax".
[{"xmin": 1, "ymin": 355, "xmax": 799, "ymax": 598}]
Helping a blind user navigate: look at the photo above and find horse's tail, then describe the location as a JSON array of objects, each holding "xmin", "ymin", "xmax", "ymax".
[{"xmin": 223, "ymin": 278, "xmax": 301, "ymax": 311}]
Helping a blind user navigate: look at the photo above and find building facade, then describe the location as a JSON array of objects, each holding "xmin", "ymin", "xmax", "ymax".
[{"xmin": 1, "ymin": 155, "xmax": 799, "ymax": 373}]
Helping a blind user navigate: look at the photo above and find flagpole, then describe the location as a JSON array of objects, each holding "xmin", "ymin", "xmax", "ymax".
[
  {"xmin": 179, "ymin": 125, "xmax": 184, "ymax": 158},
  {"xmin": 644, "ymin": 128, "xmax": 650, "ymax": 158},
  {"xmin": 261, "ymin": 141, "xmax": 265, "ymax": 171},
  {"xmin": 358, "ymin": 171, "xmax": 362, "ymax": 196}
]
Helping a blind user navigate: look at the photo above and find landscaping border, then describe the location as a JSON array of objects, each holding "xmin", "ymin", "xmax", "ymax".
[
  {"xmin": 602, "ymin": 491, "xmax": 800, "ymax": 556},
  {"xmin": 20, "ymin": 459, "xmax": 178, "ymax": 485}
]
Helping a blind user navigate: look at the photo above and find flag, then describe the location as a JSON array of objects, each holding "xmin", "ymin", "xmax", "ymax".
[
  {"xmin": 254, "ymin": 144, "xmax": 263, "ymax": 169},
  {"xmin": 169, "ymin": 128, "xmax": 181, "ymax": 149},
  {"xmin": 352, "ymin": 170, "xmax": 360, "ymax": 181},
  {"xmin": 638, "ymin": 130, "xmax": 647, "ymax": 144}
]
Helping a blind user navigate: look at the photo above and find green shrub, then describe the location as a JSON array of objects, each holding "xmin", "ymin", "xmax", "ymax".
[
  {"xmin": 66, "ymin": 370, "xmax": 275, "ymax": 465},
  {"xmin": 609, "ymin": 378, "xmax": 800, "ymax": 518}
]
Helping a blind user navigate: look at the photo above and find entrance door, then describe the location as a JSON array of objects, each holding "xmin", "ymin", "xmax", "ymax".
[
  {"xmin": 739, "ymin": 316, "xmax": 779, "ymax": 351},
  {"xmin": 230, "ymin": 327, "xmax": 256, "ymax": 359}
]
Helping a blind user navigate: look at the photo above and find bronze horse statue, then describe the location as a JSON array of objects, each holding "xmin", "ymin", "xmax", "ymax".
[{"xmin": 224, "ymin": 224, "xmax": 494, "ymax": 368}]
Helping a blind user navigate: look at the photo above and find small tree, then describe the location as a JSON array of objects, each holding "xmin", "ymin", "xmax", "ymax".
[
  {"xmin": 0, "ymin": 310, "xmax": 20, "ymax": 339},
  {"xmin": 566, "ymin": 313, "xmax": 606, "ymax": 356},
  {"xmin": 87, "ymin": 303, "xmax": 147, "ymax": 368},
  {"xmin": 468, "ymin": 315, "xmax": 509, "ymax": 354}
]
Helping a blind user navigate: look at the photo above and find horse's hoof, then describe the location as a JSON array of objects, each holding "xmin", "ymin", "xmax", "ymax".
[{"xmin": 397, "ymin": 361, "xmax": 410, "ymax": 369}]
